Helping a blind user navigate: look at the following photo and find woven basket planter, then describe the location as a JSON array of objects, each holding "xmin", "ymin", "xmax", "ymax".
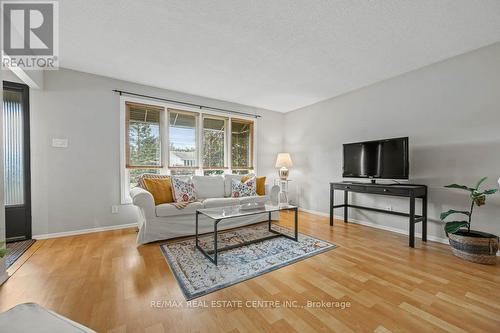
[{"xmin": 448, "ymin": 230, "xmax": 498, "ymax": 265}]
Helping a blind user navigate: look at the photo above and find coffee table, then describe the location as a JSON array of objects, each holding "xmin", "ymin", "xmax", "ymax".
[{"xmin": 195, "ymin": 204, "xmax": 298, "ymax": 265}]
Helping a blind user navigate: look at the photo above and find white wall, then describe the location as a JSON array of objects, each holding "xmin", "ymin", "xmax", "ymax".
[
  {"xmin": 284, "ymin": 42, "xmax": 500, "ymax": 240},
  {"xmin": 6, "ymin": 42, "xmax": 500, "ymax": 240},
  {"xmin": 4, "ymin": 69, "xmax": 283, "ymax": 236}
]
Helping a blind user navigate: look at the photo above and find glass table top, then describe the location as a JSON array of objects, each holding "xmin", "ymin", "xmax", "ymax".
[{"xmin": 197, "ymin": 203, "xmax": 297, "ymax": 220}]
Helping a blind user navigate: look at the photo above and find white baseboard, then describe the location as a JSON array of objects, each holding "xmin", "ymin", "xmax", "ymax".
[
  {"xmin": 298, "ymin": 207, "xmax": 449, "ymax": 245},
  {"xmin": 33, "ymin": 222, "xmax": 138, "ymax": 240}
]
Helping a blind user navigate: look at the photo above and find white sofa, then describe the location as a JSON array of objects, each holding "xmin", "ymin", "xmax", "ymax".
[{"xmin": 131, "ymin": 174, "xmax": 279, "ymax": 244}]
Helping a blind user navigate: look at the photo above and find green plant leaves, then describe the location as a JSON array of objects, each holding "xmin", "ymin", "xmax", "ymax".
[
  {"xmin": 0, "ymin": 241, "xmax": 6, "ymax": 258},
  {"xmin": 440, "ymin": 209, "xmax": 469, "ymax": 221},
  {"xmin": 484, "ymin": 189, "xmax": 498, "ymax": 195},
  {"xmin": 444, "ymin": 221, "xmax": 469, "ymax": 235},
  {"xmin": 471, "ymin": 190, "xmax": 483, "ymax": 198},
  {"xmin": 475, "ymin": 177, "xmax": 488, "ymax": 190},
  {"xmin": 445, "ymin": 184, "xmax": 473, "ymax": 191}
]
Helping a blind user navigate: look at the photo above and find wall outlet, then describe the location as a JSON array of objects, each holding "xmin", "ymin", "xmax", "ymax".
[
  {"xmin": 386, "ymin": 206, "xmax": 393, "ymax": 212},
  {"xmin": 111, "ymin": 205, "xmax": 119, "ymax": 214},
  {"xmin": 52, "ymin": 138, "xmax": 68, "ymax": 148}
]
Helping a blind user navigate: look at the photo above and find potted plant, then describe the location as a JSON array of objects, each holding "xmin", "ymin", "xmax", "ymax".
[
  {"xmin": 441, "ymin": 177, "xmax": 499, "ymax": 265},
  {"xmin": 0, "ymin": 241, "xmax": 8, "ymax": 285}
]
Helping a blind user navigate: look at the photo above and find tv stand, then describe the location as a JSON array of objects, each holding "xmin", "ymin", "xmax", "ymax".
[{"xmin": 330, "ymin": 182, "xmax": 427, "ymax": 248}]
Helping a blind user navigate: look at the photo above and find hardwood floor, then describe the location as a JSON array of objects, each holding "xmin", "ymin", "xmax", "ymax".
[{"xmin": 1, "ymin": 211, "xmax": 499, "ymax": 332}]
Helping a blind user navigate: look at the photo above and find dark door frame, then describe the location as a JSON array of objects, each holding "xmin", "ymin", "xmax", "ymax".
[{"xmin": 3, "ymin": 80, "xmax": 31, "ymax": 241}]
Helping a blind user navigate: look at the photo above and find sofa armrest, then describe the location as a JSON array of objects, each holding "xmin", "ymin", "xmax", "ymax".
[{"xmin": 130, "ymin": 187, "xmax": 155, "ymax": 219}]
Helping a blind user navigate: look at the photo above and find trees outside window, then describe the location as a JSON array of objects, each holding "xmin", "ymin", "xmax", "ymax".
[
  {"xmin": 126, "ymin": 103, "xmax": 162, "ymax": 168},
  {"xmin": 202, "ymin": 116, "xmax": 226, "ymax": 173},
  {"xmin": 231, "ymin": 119, "xmax": 253, "ymax": 171}
]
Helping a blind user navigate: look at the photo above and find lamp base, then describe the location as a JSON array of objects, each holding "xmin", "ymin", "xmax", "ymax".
[{"xmin": 279, "ymin": 167, "xmax": 289, "ymax": 180}]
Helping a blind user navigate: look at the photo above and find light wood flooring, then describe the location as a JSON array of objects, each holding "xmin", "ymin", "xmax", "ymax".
[{"xmin": 0, "ymin": 211, "xmax": 499, "ymax": 332}]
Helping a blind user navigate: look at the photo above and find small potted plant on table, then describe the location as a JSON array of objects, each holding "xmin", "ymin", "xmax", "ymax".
[{"xmin": 441, "ymin": 177, "xmax": 498, "ymax": 265}]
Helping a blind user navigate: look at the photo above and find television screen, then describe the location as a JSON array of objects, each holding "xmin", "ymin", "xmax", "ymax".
[{"xmin": 342, "ymin": 137, "xmax": 409, "ymax": 179}]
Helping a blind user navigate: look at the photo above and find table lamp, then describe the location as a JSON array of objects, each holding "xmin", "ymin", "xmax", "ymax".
[{"xmin": 275, "ymin": 153, "xmax": 293, "ymax": 180}]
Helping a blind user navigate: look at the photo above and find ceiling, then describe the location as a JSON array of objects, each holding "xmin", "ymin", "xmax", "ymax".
[{"xmin": 61, "ymin": 1, "xmax": 500, "ymax": 112}]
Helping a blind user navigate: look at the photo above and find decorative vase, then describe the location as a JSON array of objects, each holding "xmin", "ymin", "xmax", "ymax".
[{"xmin": 448, "ymin": 230, "xmax": 498, "ymax": 265}]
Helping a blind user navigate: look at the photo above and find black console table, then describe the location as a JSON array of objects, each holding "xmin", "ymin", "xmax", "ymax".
[{"xmin": 329, "ymin": 182, "xmax": 428, "ymax": 248}]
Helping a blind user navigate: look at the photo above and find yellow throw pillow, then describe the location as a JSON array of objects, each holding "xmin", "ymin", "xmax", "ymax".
[
  {"xmin": 241, "ymin": 175, "xmax": 266, "ymax": 196},
  {"xmin": 256, "ymin": 176, "xmax": 266, "ymax": 196},
  {"xmin": 142, "ymin": 177, "xmax": 174, "ymax": 205}
]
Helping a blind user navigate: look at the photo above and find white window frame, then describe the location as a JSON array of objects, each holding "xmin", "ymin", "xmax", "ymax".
[
  {"xmin": 119, "ymin": 95, "xmax": 258, "ymax": 204},
  {"xmin": 167, "ymin": 108, "xmax": 200, "ymax": 169},
  {"xmin": 201, "ymin": 114, "xmax": 228, "ymax": 172}
]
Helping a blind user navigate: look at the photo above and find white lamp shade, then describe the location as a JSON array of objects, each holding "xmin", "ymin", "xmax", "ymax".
[{"xmin": 275, "ymin": 153, "xmax": 293, "ymax": 168}]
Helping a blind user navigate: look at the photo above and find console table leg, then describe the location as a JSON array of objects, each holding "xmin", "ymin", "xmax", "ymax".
[
  {"xmin": 422, "ymin": 195, "xmax": 428, "ymax": 242},
  {"xmin": 344, "ymin": 190, "xmax": 348, "ymax": 223},
  {"xmin": 268, "ymin": 211, "xmax": 272, "ymax": 231},
  {"xmin": 294, "ymin": 207, "xmax": 298, "ymax": 241},
  {"xmin": 330, "ymin": 186, "xmax": 334, "ymax": 226},
  {"xmin": 409, "ymin": 196, "xmax": 415, "ymax": 248}
]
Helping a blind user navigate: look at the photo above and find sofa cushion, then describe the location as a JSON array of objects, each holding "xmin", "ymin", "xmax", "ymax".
[
  {"xmin": 241, "ymin": 176, "xmax": 266, "ymax": 196},
  {"xmin": 224, "ymin": 174, "xmax": 243, "ymax": 197},
  {"xmin": 202, "ymin": 197, "xmax": 240, "ymax": 208},
  {"xmin": 142, "ymin": 177, "xmax": 174, "ymax": 205},
  {"xmin": 224, "ymin": 174, "xmax": 256, "ymax": 197},
  {"xmin": 231, "ymin": 177, "xmax": 256, "ymax": 198},
  {"xmin": 192, "ymin": 175, "xmax": 225, "ymax": 198},
  {"xmin": 239, "ymin": 195, "xmax": 269, "ymax": 205},
  {"xmin": 156, "ymin": 202, "xmax": 203, "ymax": 217},
  {"xmin": 137, "ymin": 173, "xmax": 170, "ymax": 189},
  {"xmin": 171, "ymin": 177, "xmax": 196, "ymax": 202}
]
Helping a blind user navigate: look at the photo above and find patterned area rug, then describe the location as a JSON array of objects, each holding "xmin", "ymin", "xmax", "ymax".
[
  {"xmin": 5, "ymin": 239, "xmax": 35, "ymax": 268},
  {"xmin": 160, "ymin": 223, "xmax": 336, "ymax": 300}
]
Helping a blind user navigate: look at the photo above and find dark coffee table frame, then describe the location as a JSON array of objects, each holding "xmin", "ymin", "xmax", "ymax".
[{"xmin": 195, "ymin": 206, "xmax": 298, "ymax": 265}]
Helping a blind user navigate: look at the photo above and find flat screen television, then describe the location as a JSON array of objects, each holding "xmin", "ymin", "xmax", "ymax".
[{"xmin": 343, "ymin": 137, "xmax": 409, "ymax": 180}]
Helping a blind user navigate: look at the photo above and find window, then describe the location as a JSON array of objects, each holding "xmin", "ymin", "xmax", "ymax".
[
  {"xmin": 230, "ymin": 169, "xmax": 251, "ymax": 175},
  {"xmin": 168, "ymin": 110, "xmax": 198, "ymax": 168},
  {"xmin": 231, "ymin": 119, "xmax": 253, "ymax": 171},
  {"xmin": 170, "ymin": 169, "xmax": 196, "ymax": 176},
  {"xmin": 203, "ymin": 169, "xmax": 225, "ymax": 176},
  {"xmin": 202, "ymin": 116, "xmax": 227, "ymax": 172},
  {"xmin": 126, "ymin": 102, "xmax": 163, "ymax": 168},
  {"xmin": 3, "ymin": 90, "xmax": 25, "ymax": 205},
  {"xmin": 121, "ymin": 98, "xmax": 257, "ymax": 202}
]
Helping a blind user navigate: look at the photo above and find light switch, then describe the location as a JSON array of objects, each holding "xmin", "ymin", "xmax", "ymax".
[{"xmin": 52, "ymin": 138, "xmax": 68, "ymax": 148}]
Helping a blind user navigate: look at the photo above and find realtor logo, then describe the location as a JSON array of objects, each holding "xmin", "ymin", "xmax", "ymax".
[{"xmin": 1, "ymin": 1, "xmax": 59, "ymax": 69}]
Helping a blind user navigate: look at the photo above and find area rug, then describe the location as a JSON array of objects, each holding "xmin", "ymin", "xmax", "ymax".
[
  {"xmin": 160, "ymin": 223, "xmax": 336, "ymax": 300},
  {"xmin": 5, "ymin": 239, "xmax": 35, "ymax": 268}
]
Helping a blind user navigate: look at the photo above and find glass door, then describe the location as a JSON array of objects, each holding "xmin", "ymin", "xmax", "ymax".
[{"xmin": 3, "ymin": 81, "xmax": 31, "ymax": 241}]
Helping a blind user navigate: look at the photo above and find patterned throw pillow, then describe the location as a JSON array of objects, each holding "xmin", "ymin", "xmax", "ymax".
[
  {"xmin": 241, "ymin": 175, "xmax": 266, "ymax": 196},
  {"xmin": 231, "ymin": 177, "xmax": 256, "ymax": 198},
  {"xmin": 171, "ymin": 177, "xmax": 196, "ymax": 203}
]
